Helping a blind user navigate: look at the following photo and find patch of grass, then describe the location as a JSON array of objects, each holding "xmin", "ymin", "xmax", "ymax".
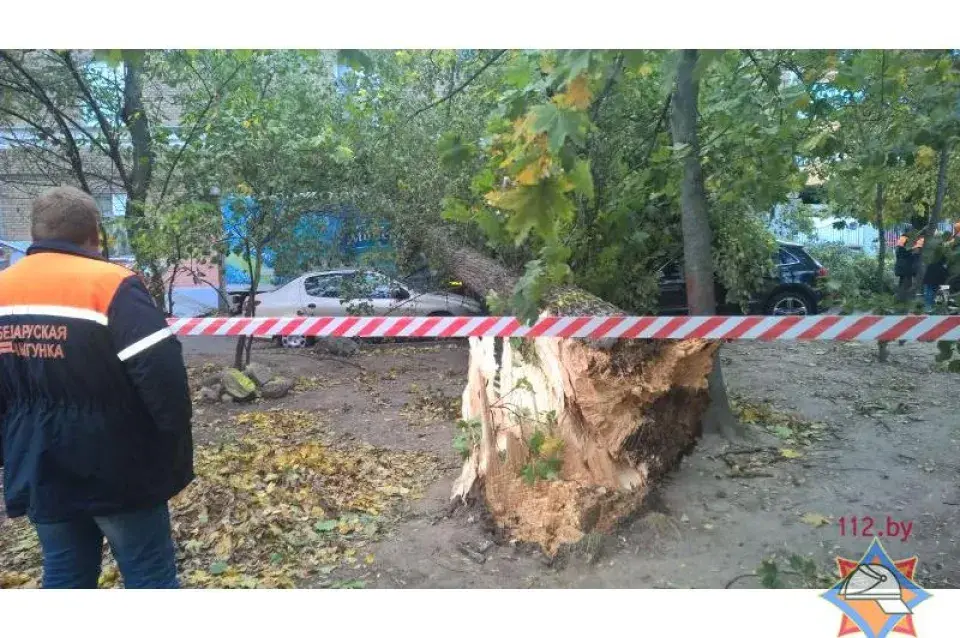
[
  {"xmin": 727, "ymin": 553, "xmax": 835, "ymax": 589},
  {"xmin": 757, "ymin": 554, "xmax": 836, "ymax": 589}
]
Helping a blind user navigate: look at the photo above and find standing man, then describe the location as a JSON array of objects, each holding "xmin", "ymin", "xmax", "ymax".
[
  {"xmin": 0, "ymin": 186, "xmax": 193, "ymax": 588},
  {"xmin": 894, "ymin": 225, "xmax": 924, "ymax": 303}
]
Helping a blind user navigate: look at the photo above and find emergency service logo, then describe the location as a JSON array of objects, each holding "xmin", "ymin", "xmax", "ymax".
[{"xmin": 821, "ymin": 538, "xmax": 931, "ymax": 638}]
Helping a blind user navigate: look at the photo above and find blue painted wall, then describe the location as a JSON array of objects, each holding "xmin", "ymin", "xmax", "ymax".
[{"xmin": 219, "ymin": 196, "xmax": 393, "ymax": 286}]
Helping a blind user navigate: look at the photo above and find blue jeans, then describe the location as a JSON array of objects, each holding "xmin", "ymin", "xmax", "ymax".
[
  {"xmin": 33, "ymin": 503, "xmax": 179, "ymax": 589},
  {"xmin": 923, "ymin": 285, "xmax": 937, "ymax": 311}
]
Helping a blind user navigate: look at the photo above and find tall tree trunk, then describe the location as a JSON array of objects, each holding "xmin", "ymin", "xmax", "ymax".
[
  {"xmin": 167, "ymin": 264, "xmax": 178, "ymax": 316},
  {"xmin": 875, "ymin": 183, "xmax": 887, "ymax": 281},
  {"xmin": 875, "ymin": 183, "xmax": 890, "ymax": 362},
  {"xmin": 427, "ymin": 229, "xmax": 717, "ymax": 556},
  {"xmin": 120, "ymin": 52, "xmax": 164, "ymax": 307},
  {"xmin": 233, "ymin": 244, "xmax": 260, "ymax": 370},
  {"xmin": 671, "ymin": 50, "xmax": 715, "ymax": 314},
  {"xmin": 669, "ymin": 49, "xmax": 743, "ymax": 439},
  {"xmin": 218, "ymin": 252, "xmax": 229, "ymax": 314},
  {"xmin": 121, "ymin": 52, "xmax": 153, "ymax": 219}
]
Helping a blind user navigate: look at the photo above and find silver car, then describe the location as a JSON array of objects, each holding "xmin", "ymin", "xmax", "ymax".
[{"xmin": 251, "ymin": 269, "xmax": 485, "ymax": 347}]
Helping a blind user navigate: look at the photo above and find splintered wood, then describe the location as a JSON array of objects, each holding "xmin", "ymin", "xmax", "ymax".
[{"xmin": 452, "ymin": 332, "xmax": 718, "ymax": 555}]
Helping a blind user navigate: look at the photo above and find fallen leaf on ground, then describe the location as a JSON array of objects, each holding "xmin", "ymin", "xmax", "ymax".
[
  {"xmin": 800, "ymin": 513, "xmax": 832, "ymax": 528},
  {"xmin": 0, "ymin": 408, "xmax": 442, "ymax": 589}
]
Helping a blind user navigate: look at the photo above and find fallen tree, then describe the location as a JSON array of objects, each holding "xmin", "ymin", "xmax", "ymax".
[{"xmin": 428, "ymin": 230, "xmax": 719, "ymax": 555}]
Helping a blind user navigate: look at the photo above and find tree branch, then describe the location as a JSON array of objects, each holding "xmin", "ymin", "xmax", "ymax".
[
  {"xmin": 156, "ymin": 61, "xmax": 244, "ymax": 206},
  {"xmin": 59, "ymin": 51, "xmax": 132, "ymax": 194},
  {"xmin": 0, "ymin": 104, "xmax": 56, "ymax": 139},
  {"xmin": 589, "ymin": 53, "xmax": 625, "ymax": 120},
  {"xmin": 0, "ymin": 50, "xmax": 91, "ymax": 193},
  {"xmin": 644, "ymin": 94, "xmax": 673, "ymax": 165},
  {"xmin": 407, "ymin": 50, "xmax": 506, "ymax": 120}
]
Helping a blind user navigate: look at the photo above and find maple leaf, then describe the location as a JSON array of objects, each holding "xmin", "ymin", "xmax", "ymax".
[
  {"xmin": 527, "ymin": 104, "xmax": 588, "ymax": 153},
  {"xmin": 488, "ymin": 178, "xmax": 574, "ymax": 245},
  {"xmin": 554, "ymin": 74, "xmax": 593, "ymax": 111}
]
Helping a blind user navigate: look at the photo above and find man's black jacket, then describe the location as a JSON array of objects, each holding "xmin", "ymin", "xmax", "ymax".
[{"xmin": 0, "ymin": 240, "xmax": 193, "ymax": 523}]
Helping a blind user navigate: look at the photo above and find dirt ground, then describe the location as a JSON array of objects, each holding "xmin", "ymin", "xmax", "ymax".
[
  {"xmin": 3, "ymin": 336, "xmax": 958, "ymax": 589},
  {"xmin": 186, "ymin": 337, "xmax": 960, "ymax": 589}
]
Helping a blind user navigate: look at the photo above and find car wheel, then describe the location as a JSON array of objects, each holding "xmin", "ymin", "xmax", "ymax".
[{"xmin": 766, "ymin": 290, "xmax": 813, "ymax": 316}]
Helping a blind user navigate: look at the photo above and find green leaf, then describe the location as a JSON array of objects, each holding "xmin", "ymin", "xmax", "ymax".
[
  {"xmin": 209, "ymin": 561, "xmax": 229, "ymax": 575},
  {"xmin": 504, "ymin": 60, "xmax": 534, "ymax": 89},
  {"xmin": 520, "ymin": 463, "xmax": 537, "ymax": 486},
  {"xmin": 772, "ymin": 425, "xmax": 793, "ymax": 439},
  {"xmin": 438, "ymin": 132, "xmax": 475, "ymax": 169},
  {"xmin": 333, "ymin": 144, "xmax": 354, "ymax": 161},
  {"xmin": 441, "ymin": 197, "xmax": 472, "ymax": 222},
  {"xmin": 568, "ymin": 159, "xmax": 594, "ymax": 201},
  {"xmin": 528, "ymin": 104, "xmax": 588, "ymax": 153},
  {"xmin": 528, "ymin": 430, "xmax": 545, "ymax": 456},
  {"xmin": 788, "ymin": 555, "xmax": 806, "ymax": 572},
  {"xmin": 492, "ymin": 178, "xmax": 574, "ymax": 246},
  {"xmin": 948, "ymin": 360, "xmax": 960, "ymax": 373},
  {"xmin": 757, "ymin": 559, "xmax": 781, "ymax": 589},
  {"xmin": 551, "ymin": 50, "xmax": 592, "ymax": 86},
  {"xmin": 314, "ymin": 519, "xmax": 338, "ymax": 533},
  {"xmin": 513, "ymin": 377, "xmax": 534, "ymax": 392}
]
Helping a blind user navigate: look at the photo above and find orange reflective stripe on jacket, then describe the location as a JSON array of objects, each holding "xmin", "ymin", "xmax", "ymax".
[{"xmin": 0, "ymin": 251, "xmax": 132, "ymax": 315}]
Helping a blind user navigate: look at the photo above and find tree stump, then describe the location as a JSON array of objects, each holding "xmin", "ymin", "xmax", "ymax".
[{"xmin": 427, "ymin": 230, "xmax": 718, "ymax": 555}]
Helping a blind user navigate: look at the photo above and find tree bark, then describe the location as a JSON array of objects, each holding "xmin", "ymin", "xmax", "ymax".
[
  {"xmin": 121, "ymin": 52, "xmax": 153, "ymax": 220},
  {"xmin": 875, "ymin": 183, "xmax": 887, "ymax": 282},
  {"xmin": 670, "ymin": 50, "xmax": 715, "ymax": 314},
  {"xmin": 875, "ymin": 183, "xmax": 890, "ymax": 362},
  {"xmin": 669, "ymin": 49, "xmax": 743, "ymax": 439},
  {"xmin": 426, "ymin": 229, "xmax": 717, "ymax": 555}
]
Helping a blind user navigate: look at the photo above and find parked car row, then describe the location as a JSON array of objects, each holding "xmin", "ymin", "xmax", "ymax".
[
  {"xmin": 247, "ymin": 269, "xmax": 484, "ymax": 347},
  {"xmin": 657, "ymin": 241, "xmax": 827, "ymax": 316},
  {"xmin": 235, "ymin": 241, "xmax": 827, "ymax": 347}
]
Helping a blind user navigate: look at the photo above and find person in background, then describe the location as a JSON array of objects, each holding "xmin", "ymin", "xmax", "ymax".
[
  {"xmin": 922, "ymin": 232, "xmax": 950, "ymax": 312},
  {"xmin": 894, "ymin": 225, "xmax": 924, "ymax": 303},
  {"xmin": 0, "ymin": 186, "xmax": 193, "ymax": 588}
]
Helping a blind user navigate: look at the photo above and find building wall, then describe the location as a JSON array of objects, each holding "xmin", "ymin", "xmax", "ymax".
[{"xmin": 0, "ymin": 176, "xmax": 127, "ymax": 243}]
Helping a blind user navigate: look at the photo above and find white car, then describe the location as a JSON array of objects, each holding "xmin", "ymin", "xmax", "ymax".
[{"xmin": 250, "ymin": 269, "xmax": 485, "ymax": 347}]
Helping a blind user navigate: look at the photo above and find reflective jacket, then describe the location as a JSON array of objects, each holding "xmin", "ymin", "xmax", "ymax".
[{"xmin": 0, "ymin": 240, "xmax": 193, "ymax": 523}]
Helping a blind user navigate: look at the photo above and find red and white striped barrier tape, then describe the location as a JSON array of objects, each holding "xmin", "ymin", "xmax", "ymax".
[{"xmin": 167, "ymin": 315, "xmax": 960, "ymax": 342}]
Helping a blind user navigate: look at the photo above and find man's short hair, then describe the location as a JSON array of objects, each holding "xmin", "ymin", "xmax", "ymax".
[{"xmin": 31, "ymin": 186, "xmax": 102, "ymax": 246}]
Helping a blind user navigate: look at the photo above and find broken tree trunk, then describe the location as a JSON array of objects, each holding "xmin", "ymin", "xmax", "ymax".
[{"xmin": 428, "ymin": 230, "xmax": 718, "ymax": 555}]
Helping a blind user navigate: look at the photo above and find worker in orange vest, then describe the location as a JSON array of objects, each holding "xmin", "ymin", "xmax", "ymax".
[{"xmin": 894, "ymin": 225, "xmax": 924, "ymax": 302}]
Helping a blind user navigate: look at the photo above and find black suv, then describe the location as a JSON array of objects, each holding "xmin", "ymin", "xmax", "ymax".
[{"xmin": 657, "ymin": 241, "xmax": 827, "ymax": 316}]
